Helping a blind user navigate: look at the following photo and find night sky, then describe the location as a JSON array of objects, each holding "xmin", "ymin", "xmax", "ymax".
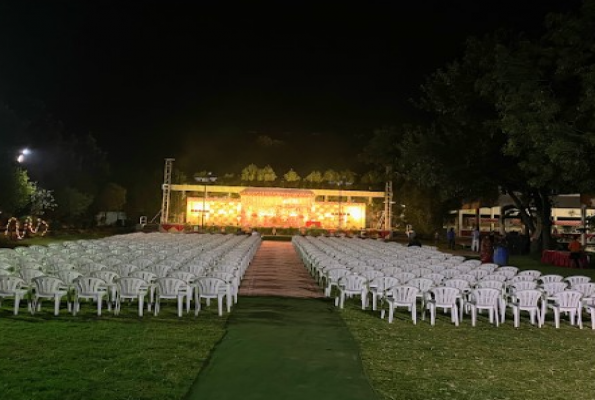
[{"xmin": 0, "ymin": 0, "xmax": 582, "ymax": 178}]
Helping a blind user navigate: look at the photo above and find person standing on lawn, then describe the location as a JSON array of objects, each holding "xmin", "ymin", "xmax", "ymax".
[
  {"xmin": 568, "ymin": 237, "xmax": 583, "ymax": 268},
  {"xmin": 471, "ymin": 226, "xmax": 480, "ymax": 252},
  {"xmin": 447, "ymin": 227, "xmax": 456, "ymax": 250}
]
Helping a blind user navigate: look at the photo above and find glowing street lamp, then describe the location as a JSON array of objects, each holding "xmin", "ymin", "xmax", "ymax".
[
  {"xmin": 16, "ymin": 148, "xmax": 30, "ymax": 163},
  {"xmin": 194, "ymin": 172, "xmax": 217, "ymax": 230}
]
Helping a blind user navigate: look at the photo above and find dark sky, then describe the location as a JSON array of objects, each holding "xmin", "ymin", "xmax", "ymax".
[{"xmin": 0, "ymin": 0, "xmax": 583, "ymax": 178}]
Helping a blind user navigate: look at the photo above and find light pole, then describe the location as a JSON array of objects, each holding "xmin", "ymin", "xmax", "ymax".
[
  {"xmin": 330, "ymin": 177, "xmax": 352, "ymax": 230},
  {"xmin": 194, "ymin": 172, "xmax": 217, "ymax": 230}
]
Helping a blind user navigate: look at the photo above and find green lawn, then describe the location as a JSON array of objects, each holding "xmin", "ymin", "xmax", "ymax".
[
  {"xmin": 340, "ymin": 255, "xmax": 595, "ymax": 400},
  {"xmin": 0, "ymin": 303, "xmax": 227, "ymax": 400}
]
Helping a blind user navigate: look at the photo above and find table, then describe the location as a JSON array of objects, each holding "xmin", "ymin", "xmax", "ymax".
[{"xmin": 541, "ymin": 250, "xmax": 588, "ymax": 268}]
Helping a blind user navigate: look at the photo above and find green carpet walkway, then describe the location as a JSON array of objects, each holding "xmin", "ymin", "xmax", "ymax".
[{"xmin": 185, "ymin": 297, "xmax": 380, "ymax": 400}]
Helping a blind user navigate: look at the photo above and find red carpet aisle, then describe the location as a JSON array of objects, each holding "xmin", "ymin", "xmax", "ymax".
[{"xmin": 239, "ymin": 241, "xmax": 323, "ymax": 298}]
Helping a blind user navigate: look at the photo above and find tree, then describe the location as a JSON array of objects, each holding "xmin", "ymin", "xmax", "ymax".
[
  {"xmin": 0, "ymin": 163, "xmax": 36, "ymax": 217},
  {"xmin": 303, "ymin": 171, "xmax": 323, "ymax": 187},
  {"xmin": 95, "ymin": 182, "xmax": 127, "ymax": 211},
  {"xmin": 257, "ymin": 165, "xmax": 277, "ymax": 185},
  {"xmin": 283, "ymin": 169, "xmax": 301, "ymax": 187},
  {"xmin": 53, "ymin": 187, "xmax": 94, "ymax": 223},
  {"xmin": 241, "ymin": 164, "xmax": 259, "ymax": 183},
  {"xmin": 29, "ymin": 185, "xmax": 56, "ymax": 217},
  {"xmin": 322, "ymin": 169, "xmax": 339, "ymax": 185}
]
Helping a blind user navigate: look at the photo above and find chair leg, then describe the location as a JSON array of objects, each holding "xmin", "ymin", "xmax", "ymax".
[
  {"xmin": 139, "ymin": 296, "xmax": 144, "ymax": 317},
  {"xmin": 388, "ymin": 302, "xmax": 394, "ymax": 323},
  {"xmin": 14, "ymin": 295, "xmax": 21, "ymax": 316},
  {"xmin": 411, "ymin": 303, "xmax": 417, "ymax": 325},
  {"xmin": 177, "ymin": 296, "xmax": 183, "ymax": 318},
  {"xmin": 54, "ymin": 295, "xmax": 60, "ymax": 316},
  {"xmin": 218, "ymin": 296, "xmax": 223, "ymax": 316}
]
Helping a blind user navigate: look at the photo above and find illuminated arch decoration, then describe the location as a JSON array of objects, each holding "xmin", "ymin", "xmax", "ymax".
[{"xmin": 4, "ymin": 217, "xmax": 49, "ymax": 239}]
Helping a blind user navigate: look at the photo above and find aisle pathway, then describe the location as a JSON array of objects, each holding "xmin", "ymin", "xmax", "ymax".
[
  {"xmin": 239, "ymin": 241, "xmax": 323, "ymax": 298},
  {"xmin": 185, "ymin": 240, "xmax": 379, "ymax": 400}
]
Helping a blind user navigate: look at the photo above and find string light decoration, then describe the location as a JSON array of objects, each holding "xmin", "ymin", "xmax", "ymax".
[{"xmin": 4, "ymin": 216, "xmax": 49, "ymax": 239}]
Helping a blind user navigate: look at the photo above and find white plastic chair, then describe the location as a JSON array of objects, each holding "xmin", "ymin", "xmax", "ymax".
[
  {"xmin": 538, "ymin": 274, "xmax": 564, "ymax": 284},
  {"xmin": 324, "ymin": 268, "xmax": 349, "ymax": 297},
  {"xmin": 368, "ymin": 276, "xmax": 400, "ymax": 311},
  {"xmin": 0, "ymin": 276, "xmax": 29, "ymax": 315},
  {"xmin": 517, "ymin": 269, "xmax": 541, "ymax": 279},
  {"xmin": 508, "ymin": 289, "xmax": 542, "ymax": 328},
  {"xmin": 547, "ymin": 290, "xmax": 583, "ymax": 329},
  {"xmin": 154, "ymin": 277, "xmax": 186, "ymax": 317},
  {"xmin": 385, "ymin": 285, "xmax": 419, "ymax": 324},
  {"xmin": 564, "ymin": 275, "xmax": 591, "ymax": 287},
  {"xmin": 194, "ymin": 277, "xmax": 228, "ymax": 316},
  {"xmin": 168, "ymin": 270, "xmax": 197, "ymax": 312},
  {"xmin": 426, "ymin": 286, "xmax": 461, "ymax": 326},
  {"xmin": 336, "ymin": 275, "xmax": 368, "ymax": 309},
  {"xmin": 72, "ymin": 277, "xmax": 109, "ymax": 316},
  {"xmin": 465, "ymin": 288, "xmax": 501, "ymax": 327},
  {"xmin": 31, "ymin": 276, "xmax": 69, "ymax": 316},
  {"xmin": 115, "ymin": 277, "xmax": 149, "ymax": 316}
]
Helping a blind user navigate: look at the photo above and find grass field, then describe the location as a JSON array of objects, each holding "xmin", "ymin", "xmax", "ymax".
[
  {"xmin": 2, "ymin": 247, "xmax": 595, "ymax": 400},
  {"xmin": 340, "ymin": 255, "xmax": 595, "ymax": 400},
  {"xmin": 0, "ymin": 304, "xmax": 227, "ymax": 400}
]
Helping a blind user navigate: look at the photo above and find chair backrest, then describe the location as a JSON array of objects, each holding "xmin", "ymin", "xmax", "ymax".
[
  {"xmin": 326, "ymin": 268, "xmax": 350, "ymax": 282},
  {"xmin": 380, "ymin": 266, "xmax": 403, "ymax": 276},
  {"xmin": 427, "ymin": 264, "xmax": 446, "ymax": 273},
  {"xmin": 19, "ymin": 268, "xmax": 45, "ymax": 284},
  {"xmin": 393, "ymin": 272, "xmax": 415, "ymax": 284},
  {"xmin": 552, "ymin": 290, "xmax": 583, "ymax": 308},
  {"xmin": 116, "ymin": 277, "xmax": 148, "ymax": 296},
  {"xmin": 195, "ymin": 277, "xmax": 226, "ymax": 295},
  {"xmin": 32, "ymin": 276, "xmax": 64, "ymax": 295},
  {"xmin": 442, "ymin": 278, "xmax": 470, "ymax": 291},
  {"xmin": 564, "ymin": 275, "xmax": 591, "ymax": 287},
  {"xmin": 475, "ymin": 280, "xmax": 505, "ymax": 290},
  {"xmin": 411, "ymin": 267, "xmax": 432, "ymax": 278},
  {"xmin": 178, "ymin": 264, "xmax": 206, "ymax": 276},
  {"xmin": 470, "ymin": 288, "xmax": 501, "ymax": 306},
  {"xmin": 493, "ymin": 269, "xmax": 516, "ymax": 280},
  {"xmin": 168, "ymin": 270, "xmax": 196, "ymax": 283},
  {"xmin": 540, "ymin": 282, "xmax": 568, "ymax": 297},
  {"xmin": 454, "ymin": 265, "xmax": 472, "ymax": 273},
  {"xmin": 422, "ymin": 273, "xmax": 445, "ymax": 286},
  {"xmin": 338, "ymin": 275, "xmax": 368, "ymax": 291},
  {"xmin": 359, "ymin": 270, "xmax": 384, "ymax": 281},
  {"xmin": 441, "ymin": 269, "xmax": 461, "ymax": 279},
  {"xmin": 497, "ymin": 266, "xmax": 519, "ymax": 275},
  {"xmin": 129, "ymin": 270, "xmax": 158, "ymax": 283},
  {"xmin": 477, "ymin": 262, "xmax": 498, "ymax": 272},
  {"xmin": 482, "ymin": 274, "xmax": 507, "ymax": 282},
  {"xmin": 369, "ymin": 276, "xmax": 400, "ymax": 291},
  {"xmin": 407, "ymin": 277, "xmax": 434, "ymax": 292},
  {"xmin": 114, "ymin": 263, "xmax": 138, "ymax": 278},
  {"xmin": 514, "ymin": 289, "xmax": 543, "ymax": 307},
  {"xmin": 56, "ymin": 270, "xmax": 83, "ymax": 284},
  {"xmin": 146, "ymin": 264, "xmax": 172, "ymax": 278},
  {"xmin": 468, "ymin": 269, "xmax": 490, "ymax": 280},
  {"xmin": 74, "ymin": 276, "xmax": 107, "ymax": 294},
  {"xmin": 390, "ymin": 285, "xmax": 419, "ymax": 303},
  {"xmin": 517, "ymin": 269, "xmax": 542, "ymax": 278},
  {"xmin": 130, "ymin": 258, "xmax": 154, "ymax": 269},
  {"xmin": 454, "ymin": 274, "xmax": 477, "ymax": 284},
  {"xmin": 429, "ymin": 286, "xmax": 460, "ymax": 305},
  {"xmin": 572, "ymin": 282, "xmax": 595, "ymax": 298},
  {"xmin": 90, "ymin": 270, "xmax": 119, "ymax": 283},
  {"xmin": 538, "ymin": 274, "xmax": 564, "ymax": 284},
  {"xmin": 510, "ymin": 281, "xmax": 538, "ymax": 292},
  {"xmin": 508, "ymin": 275, "xmax": 536, "ymax": 284},
  {"xmin": 0, "ymin": 276, "xmax": 26, "ymax": 293},
  {"xmin": 155, "ymin": 277, "xmax": 186, "ymax": 295},
  {"xmin": 80, "ymin": 262, "xmax": 107, "ymax": 275}
]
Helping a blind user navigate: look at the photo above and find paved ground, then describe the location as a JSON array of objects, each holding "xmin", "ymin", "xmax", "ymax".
[{"xmin": 239, "ymin": 241, "xmax": 323, "ymax": 298}]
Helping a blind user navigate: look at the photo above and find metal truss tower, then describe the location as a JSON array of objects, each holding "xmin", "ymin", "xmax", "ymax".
[
  {"xmin": 382, "ymin": 166, "xmax": 393, "ymax": 230},
  {"xmin": 160, "ymin": 158, "xmax": 175, "ymax": 224}
]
